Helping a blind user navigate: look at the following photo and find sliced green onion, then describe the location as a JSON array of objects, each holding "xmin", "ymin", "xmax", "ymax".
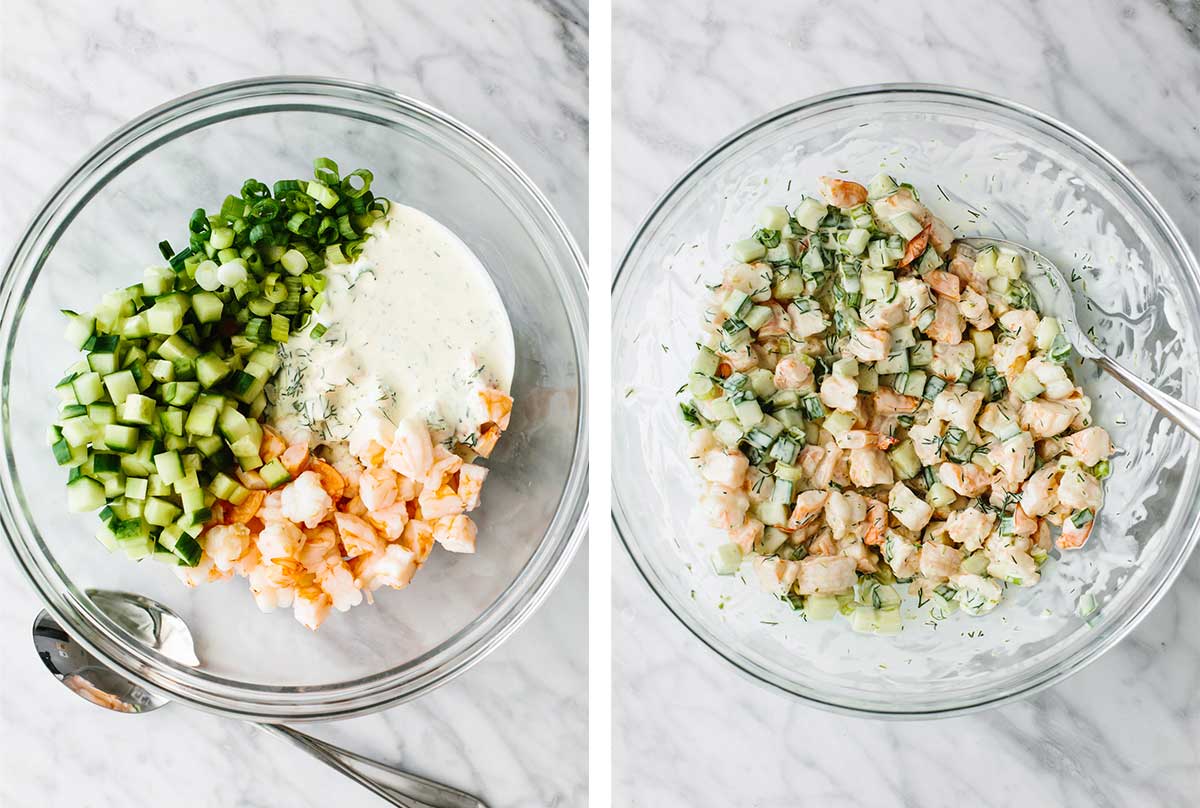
[
  {"xmin": 313, "ymin": 157, "xmax": 339, "ymax": 186},
  {"xmin": 339, "ymin": 168, "xmax": 373, "ymax": 198}
]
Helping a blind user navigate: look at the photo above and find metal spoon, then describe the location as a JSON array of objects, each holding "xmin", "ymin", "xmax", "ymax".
[
  {"xmin": 961, "ymin": 237, "xmax": 1200, "ymax": 441},
  {"xmin": 33, "ymin": 589, "xmax": 487, "ymax": 808}
]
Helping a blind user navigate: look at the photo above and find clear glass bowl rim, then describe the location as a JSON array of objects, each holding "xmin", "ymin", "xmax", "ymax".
[
  {"xmin": 611, "ymin": 82, "xmax": 1200, "ymax": 719},
  {"xmin": 0, "ymin": 76, "xmax": 590, "ymax": 721}
]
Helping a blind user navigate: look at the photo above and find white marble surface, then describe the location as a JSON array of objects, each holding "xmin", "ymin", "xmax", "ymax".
[
  {"xmin": 0, "ymin": 2, "xmax": 587, "ymax": 806},
  {"xmin": 613, "ymin": 1, "xmax": 1199, "ymax": 806}
]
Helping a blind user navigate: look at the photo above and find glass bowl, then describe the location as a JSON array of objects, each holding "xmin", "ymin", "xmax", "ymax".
[
  {"xmin": 612, "ymin": 84, "xmax": 1200, "ymax": 718},
  {"xmin": 0, "ymin": 77, "xmax": 588, "ymax": 721}
]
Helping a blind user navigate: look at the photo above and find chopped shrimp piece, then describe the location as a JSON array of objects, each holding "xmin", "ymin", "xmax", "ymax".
[
  {"xmin": 348, "ymin": 411, "xmax": 396, "ymax": 467},
  {"xmin": 1011, "ymin": 504, "xmax": 1039, "ymax": 537},
  {"xmin": 308, "ymin": 458, "xmax": 346, "ymax": 500},
  {"xmin": 835, "ymin": 430, "xmax": 880, "ymax": 450},
  {"xmin": 999, "ymin": 310, "xmax": 1039, "ymax": 347},
  {"xmin": 700, "ymin": 449, "xmax": 749, "ymax": 489},
  {"xmin": 279, "ymin": 442, "xmax": 311, "ymax": 477},
  {"xmin": 926, "ymin": 270, "xmax": 961, "ymax": 300},
  {"xmin": 818, "ymin": 176, "xmax": 868, "ymax": 208},
  {"xmin": 786, "ymin": 303, "xmax": 827, "ymax": 338},
  {"xmin": 334, "ymin": 512, "xmax": 384, "ymax": 559},
  {"xmin": 280, "ymin": 471, "xmax": 333, "ymax": 529},
  {"xmin": 824, "ymin": 490, "xmax": 866, "ymax": 539},
  {"xmin": 479, "ymin": 388, "xmax": 513, "ymax": 430},
  {"xmin": 773, "ymin": 356, "xmax": 814, "ymax": 391},
  {"xmin": 701, "ymin": 485, "xmax": 749, "ymax": 530},
  {"xmin": 932, "ymin": 387, "xmax": 985, "ymax": 431},
  {"xmin": 236, "ymin": 468, "xmax": 269, "ymax": 490},
  {"xmin": 757, "ymin": 302, "xmax": 791, "ymax": 338},
  {"xmin": 298, "ymin": 525, "xmax": 340, "ymax": 574},
  {"xmin": 926, "ymin": 296, "xmax": 964, "ymax": 344},
  {"xmin": 1058, "ymin": 464, "xmax": 1103, "ymax": 511},
  {"xmin": 729, "ymin": 518, "xmax": 764, "ymax": 554},
  {"xmin": 258, "ymin": 490, "xmax": 286, "ymax": 524},
  {"xmin": 292, "ymin": 589, "xmax": 332, "ymax": 630},
  {"xmin": 227, "ymin": 490, "xmax": 265, "ymax": 525},
  {"xmin": 819, "ymin": 374, "xmax": 860, "ymax": 412},
  {"xmin": 418, "ymin": 482, "xmax": 465, "ymax": 519},
  {"xmin": 753, "ymin": 555, "xmax": 802, "ymax": 594},
  {"xmin": 958, "ymin": 287, "xmax": 993, "ymax": 329},
  {"xmin": 457, "ymin": 463, "xmax": 489, "ymax": 511},
  {"xmin": 889, "ymin": 482, "xmax": 933, "ymax": 532},
  {"xmin": 1019, "ymin": 400, "xmax": 1074, "ymax": 439},
  {"xmin": 946, "ymin": 507, "xmax": 995, "ymax": 551},
  {"xmin": 860, "ymin": 298, "xmax": 905, "ymax": 329},
  {"xmin": 432, "ymin": 514, "xmax": 477, "ymax": 554},
  {"xmin": 247, "ymin": 562, "xmax": 293, "ymax": 611},
  {"xmin": 898, "ymin": 224, "xmax": 931, "ymax": 268},
  {"xmin": 938, "ymin": 462, "xmax": 990, "ymax": 497},
  {"xmin": 951, "ymin": 573, "xmax": 1002, "ymax": 614},
  {"xmin": 360, "ymin": 466, "xmax": 399, "ymax": 512},
  {"xmin": 848, "ymin": 446, "xmax": 894, "ymax": 488},
  {"xmin": 424, "ymin": 444, "xmax": 464, "ymax": 489},
  {"xmin": 1057, "ymin": 512, "xmax": 1096, "ymax": 549},
  {"xmin": 909, "ymin": 420, "xmax": 945, "ymax": 465},
  {"xmin": 385, "ymin": 418, "xmax": 435, "ymax": 480},
  {"xmin": 872, "ymin": 388, "xmax": 921, "ymax": 415},
  {"xmin": 787, "ymin": 490, "xmax": 829, "ymax": 530},
  {"xmin": 845, "ymin": 329, "xmax": 891, "ymax": 362},
  {"xmin": 256, "ymin": 520, "xmax": 305, "ymax": 563},
  {"xmin": 1063, "ymin": 426, "xmax": 1113, "ymax": 467},
  {"xmin": 793, "ymin": 555, "xmax": 857, "ymax": 595},
  {"xmin": 206, "ymin": 524, "xmax": 251, "ymax": 572},
  {"xmin": 989, "ymin": 431, "xmax": 1036, "ymax": 485},
  {"xmin": 871, "ymin": 187, "xmax": 927, "ymax": 224},
  {"xmin": 919, "ymin": 542, "xmax": 962, "ymax": 581},
  {"xmin": 474, "ymin": 425, "xmax": 502, "ymax": 458},
  {"xmin": 368, "ymin": 501, "xmax": 410, "ymax": 540},
  {"xmin": 883, "ymin": 530, "xmax": 920, "ymax": 578},
  {"xmin": 1021, "ymin": 464, "xmax": 1061, "ymax": 517},
  {"xmin": 992, "ymin": 339, "xmax": 1030, "ymax": 380},
  {"xmin": 898, "ymin": 277, "xmax": 933, "ymax": 320},
  {"xmin": 319, "ymin": 561, "xmax": 363, "ymax": 612},
  {"xmin": 357, "ymin": 544, "xmax": 419, "ymax": 592},
  {"xmin": 862, "ymin": 499, "xmax": 887, "ymax": 546},
  {"xmin": 401, "ymin": 519, "xmax": 436, "ymax": 564},
  {"xmin": 259, "ymin": 426, "xmax": 286, "ymax": 462}
]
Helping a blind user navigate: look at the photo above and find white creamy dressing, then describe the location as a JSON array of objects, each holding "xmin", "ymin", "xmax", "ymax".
[{"xmin": 269, "ymin": 205, "xmax": 515, "ymax": 447}]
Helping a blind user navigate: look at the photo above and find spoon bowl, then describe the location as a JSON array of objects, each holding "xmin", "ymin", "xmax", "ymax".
[
  {"xmin": 33, "ymin": 589, "xmax": 487, "ymax": 808},
  {"xmin": 961, "ymin": 236, "xmax": 1200, "ymax": 441}
]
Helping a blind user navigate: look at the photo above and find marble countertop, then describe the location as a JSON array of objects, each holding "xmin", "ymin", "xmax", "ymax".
[
  {"xmin": 613, "ymin": 1, "xmax": 1199, "ymax": 806},
  {"xmin": 0, "ymin": 2, "xmax": 587, "ymax": 807}
]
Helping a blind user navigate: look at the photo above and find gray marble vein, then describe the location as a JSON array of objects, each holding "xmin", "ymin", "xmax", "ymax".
[
  {"xmin": 613, "ymin": 1, "xmax": 1199, "ymax": 806},
  {"xmin": 0, "ymin": 1, "xmax": 587, "ymax": 806}
]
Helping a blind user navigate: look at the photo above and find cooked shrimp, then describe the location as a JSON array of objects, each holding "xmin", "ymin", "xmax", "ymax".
[
  {"xmin": 319, "ymin": 561, "xmax": 363, "ymax": 612},
  {"xmin": 938, "ymin": 462, "xmax": 990, "ymax": 497},
  {"xmin": 926, "ymin": 270, "xmax": 961, "ymax": 300},
  {"xmin": 292, "ymin": 588, "xmax": 332, "ymax": 630},
  {"xmin": 945, "ymin": 507, "xmax": 995, "ymax": 551},
  {"xmin": 355, "ymin": 542, "xmax": 417, "ymax": 593},
  {"xmin": 793, "ymin": 555, "xmax": 857, "ymax": 595},
  {"xmin": 919, "ymin": 542, "xmax": 962, "ymax": 581},
  {"xmin": 432, "ymin": 514, "xmax": 478, "ymax": 554},
  {"xmin": 206, "ymin": 524, "xmax": 251, "ymax": 572},
  {"xmin": 1020, "ymin": 464, "xmax": 1061, "ymax": 517},
  {"xmin": 773, "ymin": 356, "xmax": 814, "ymax": 391},
  {"xmin": 926, "ymin": 296, "xmax": 964, "ymax": 345},
  {"xmin": 862, "ymin": 499, "xmax": 887, "ymax": 546},
  {"xmin": 753, "ymin": 555, "xmax": 802, "ymax": 594},
  {"xmin": 174, "ymin": 555, "xmax": 230, "ymax": 588},
  {"xmin": 256, "ymin": 521, "xmax": 305, "ymax": 563},
  {"xmin": 360, "ymin": 466, "xmax": 399, "ymax": 512},
  {"xmin": 848, "ymin": 446, "xmax": 893, "ymax": 488},
  {"xmin": 308, "ymin": 458, "xmax": 346, "ymax": 500},
  {"xmin": 479, "ymin": 388, "xmax": 513, "ymax": 430},
  {"xmin": 227, "ymin": 490, "xmax": 265, "ymax": 525},
  {"xmin": 872, "ymin": 388, "xmax": 921, "ymax": 415},
  {"xmin": 701, "ymin": 485, "xmax": 749, "ymax": 530},
  {"xmin": 457, "ymin": 463, "xmax": 489, "ymax": 511},
  {"xmin": 1057, "ymin": 512, "xmax": 1096, "ymax": 549},
  {"xmin": 898, "ymin": 224, "xmax": 932, "ymax": 268},
  {"xmin": 279, "ymin": 442, "xmax": 311, "ymax": 477},
  {"xmin": 348, "ymin": 411, "xmax": 396, "ymax": 467},
  {"xmin": 1063, "ymin": 426, "xmax": 1113, "ymax": 467},
  {"xmin": 1019, "ymin": 400, "xmax": 1074, "ymax": 439},
  {"xmin": 729, "ymin": 518, "xmax": 764, "ymax": 553},
  {"xmin": 280, "ymin": 471, "xmax": 333, "ymax": 529},
  {"xmin": 259, "ymin": 426, "xmax": 287, "ymax": 462},
  {"xmin": 385, "ymin": 418, "xmax": 435, "ymax": 480},
  {"xmin": 368, "ymin": 500, "xmax": 410, "ymax": 540},
  {"xmin": 418, "ymin": 482, "xmax": 465, "ymax": 520},
  {"xmin": 334, "ymin": 512, "xmax": 384, "ymax": 559},
  {"xmin": 298, "ymin": 525, "xmax": 340, "ymax": 574},
  {"xmin": 474, "ymin": 425, "xmax": 502, "ymax": 458},
  {"xmin": 845, "ymin": 329, "xmax": 891, "ymax": 362},
  {"xmin": 818, "ymin": 176, "xmax": 868, "ymax": 208},
  {"xmin": 401, "ymin": 519, "xmax": 436, "ymax": 564},
  {"xmin": 700, "ymin": 449, "xmax": 749, "ymax": 489},
  {"xmin": 787, "ymin": 489, "xmax": 829, "ymax": 530},
  {"xmin": 424, "ymin": 444, "xmax": 464, "ymax": 489}
]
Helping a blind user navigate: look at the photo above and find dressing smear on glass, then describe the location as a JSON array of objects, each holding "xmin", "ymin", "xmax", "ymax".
[{"xmin": 269, "ymin": 204, "xmax": 515, "ymax": 446}]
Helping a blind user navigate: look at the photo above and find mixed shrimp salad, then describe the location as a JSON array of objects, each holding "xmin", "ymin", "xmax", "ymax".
[
  {"xmin": 51, "ymin": 159, "xmax": 514, "ymax": 630},
  {"xmin": 681, "ymin": 174, "xmax": 1113, "ymax": 634}
]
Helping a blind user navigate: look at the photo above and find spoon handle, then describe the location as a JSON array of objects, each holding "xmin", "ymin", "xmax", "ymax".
[
  {"xmin": 1092, "ymin": 352, "xmax": 1200, "ymax": 441},
  {"xmin": 259, "ymin": 724, "xmax": 487, "ymax": 808}
]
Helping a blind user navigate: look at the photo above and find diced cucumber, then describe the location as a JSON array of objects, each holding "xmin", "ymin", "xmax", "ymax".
[
  {"xmin": 756, "ymin": 501, "xmax": 789, "ymax": 527},
  {"xmin": 102, "ymin": 424, "xmax": 139, "ymax": 453},
  {"xmin": 102, "ymin": 370, "xmax": 138, "ymax": 406},
  {"xmin": 144, "ymin": 497, "xmax": 181, "ymax": 527},
  {"xmin": 153, "ymin": 450, "xmax": 185, "ymax": 484},
  {"xmin": 792, "ymin": 197, "xmax": 827, "ymax": 232},
  {"xmin": 195, "ymin": 353, "xmax": 231, "ymax": 388},
  {"xmin": 124, "ymin": 477, "xmax": 148, "ymax": 500},
  {"xmin": 805, "ymin": 594, "xmax": 840, "ymax": 621},
  {"xmin": 119, "ymin": 394, "xmax": 156, "ymax": 426},
  {"xmin": 909, "ymin": 340, "xmax": 933, "ymax": 368},
  {"xmin": 66, "ymin": 476, "xmax": 105, "ymax": 512},
  {"xmin": 63, "ymin": 311, "xmax": 95, "ymax": 350},
  {"xmin": 731, "ymin": 238, "xmax": 766, "ymax": 263},
  {"xmin": 711, "ymin": 543, "xmax": 743, "ymax": 575},
  {"xmin": 162, "ymin": 381, "xmax": 200, "ymax": 407},
  {"xmin": 1012, "ymin": 370, "xmax": 1045, "ymax": 401},
  {"xmin": 888, "ymin": 440, "xmax": 922, "ymax": 480},
  {"xmin": 876, "ymin": 350, "xmax": 909, "ymax": 375},
  {"xmin": 1035, "ymin": 316, "xmax": 1061, "ymax": 352},
  {"xmin": 87, "ymin": 403, "xmax": 116, "ymax": 425},
  {"xmin": 185, "ymin": 403, "xmax": 218, "ymax": 436},
  {"xmin": 733, "ymin": 398, "xmax": 764, "ymax": 429},
  {"xmin": 260, "ymin": 458, "xmax": 292, "ymax": 488}
]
